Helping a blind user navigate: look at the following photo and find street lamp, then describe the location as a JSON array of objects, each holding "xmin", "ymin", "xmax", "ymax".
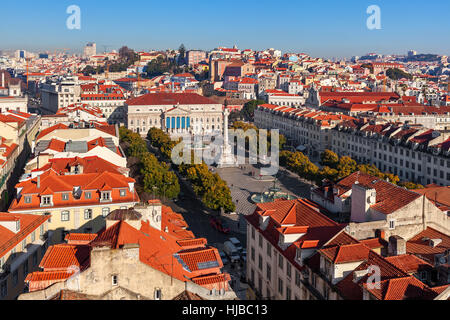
[
  {"xmin": 151, "ymin": 186, "xmax": 158, "ymax": 201},
  {"xmin": 163, "ymin": 181, "xmax": 173, "ymax": 201}
]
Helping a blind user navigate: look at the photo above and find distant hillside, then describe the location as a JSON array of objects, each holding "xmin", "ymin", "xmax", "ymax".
[{"xmin": 401, "ymin": 54, "xmax": 441, "ymax": 62}]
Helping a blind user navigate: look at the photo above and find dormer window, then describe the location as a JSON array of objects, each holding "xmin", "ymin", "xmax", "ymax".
[
  {"xmin": 24, "ymin": 196, "xmax": 32, "ymax": 204},
  {"xmin": 101, "ymin": 191, "xmax": 112, "ymax": 202},
  {"xmin": 62, "ymin": 193, "xmax": 69, "ymax": 201},
  {"xmin": 85, "ymin": 192, "xmax": 92, "ymax": 200},
  {"xmin": 41, "ymin": 196, "xmax": 52, "ymax": 207},
  {"xmin": 120, "ymin": 189, "xmax": 126, "ymax": 197}
]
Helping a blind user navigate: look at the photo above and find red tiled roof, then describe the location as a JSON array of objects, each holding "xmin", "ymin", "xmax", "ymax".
[
  {"xmin": 47, "ymin": 139, "xmax": 66, "ymax": 152},
  {"xmin": 320, "ymin": 243, "xmax": 370, "ymax": 264},
  {"xmin": 0, "ymin": 140, "xmax": 18, "ymax": 160},
  {"xmin": 39, "ymin": 244, "xmax": 91, "ymax": 271},
  {"xmin": 0, "ymin": 114, "xmax": 26, "ymax": 126},
  {"xmin": 335, "ymin": 251, "xmax": 409, "ymax": 300},
  {"xmin": 126, "ymin": 93, "xmax": 218, "ymax": 106},
  {"xmin": 363, "ymin": 276, "xmax": 438, "ymax": 300},
  {"xmin": 178, "ymin": 247, "xmax": 222, "ymax": 272},
  {"xmin": 246, "ymin": 199, "xmax": 346, "ymax": 269},
  {"xmin": 330, "ymin": 172, "xmax": 421, "ymax": 214},
  {"xmin": 36, "ymin": 123, "xmax": 69, "ymax": 140},
  {"xmin": 360, "ymin": 238, "xmax": 388, "ymax": 249},
  {"xmin": 9, "ymin": 171, "xmax": 139, "ymax": 212},
  {"xmin": 33, "ymin": 156, "xmax": 122, "ymax": 176},
  {"xmin": 412, "ymin": 185, "xmax": 450, "ymax": 210},
  {"xmin": 385, "ymin": 254, "xmax": 433, "ymax": 273},
  {"xmin": 320, "ymin": 92, "xmax": 400, "ymax": 104},
  {"xmin": 406, "ymin": 227, "xmax": 450, "ymax": 264},
  {"xmin": 0, "ymin": 213, "xmax": 50, "ymax": 259},
  {"xmin": 65, "ymin": 233, "xmax": 98, "ymax": 244}
]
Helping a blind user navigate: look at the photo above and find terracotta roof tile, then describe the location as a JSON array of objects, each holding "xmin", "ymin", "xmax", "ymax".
[
  {"xmin": 126, "ymin": 93, "xmax": 218, "ymax": 106},
  {"xmin": 406, "ymin": 227, "xmax": 450, "ymax": 264}
]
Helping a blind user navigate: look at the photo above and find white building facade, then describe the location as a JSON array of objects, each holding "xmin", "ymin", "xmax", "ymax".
[{"xmin": 126, "ymin": 93, "xmax": 224, "ymax": 137}]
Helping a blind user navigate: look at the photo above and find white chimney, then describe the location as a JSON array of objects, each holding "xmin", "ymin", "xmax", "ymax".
[
  {"xmin": 351, "ymin": 184, "xmax": 376, "ymax": 223},
  {"xmin": 353, "ymin": 269, "xmax": 369, "ymax": 283},
  {"xmin": 430, "ymin": 239, "xmax": 442, "ymax": 248}
]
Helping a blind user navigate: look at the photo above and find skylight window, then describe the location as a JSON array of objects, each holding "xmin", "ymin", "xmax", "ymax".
[
  {"xmin": 174, "ymin": 254, "xmax": 191, "ymax": 272},
  {"xmin": 197, "ymin": 261, "xmax": 220, "ymax": 270}
]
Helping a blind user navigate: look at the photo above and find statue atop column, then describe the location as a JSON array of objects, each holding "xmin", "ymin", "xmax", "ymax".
[{"xmin": 217, "ymin": 107, "xmax": 238, "ymax": 168}]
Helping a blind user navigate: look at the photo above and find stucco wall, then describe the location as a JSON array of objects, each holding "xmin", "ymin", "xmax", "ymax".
[{"xmin": 76, "ymin": 246, "xmax": 186, "ymax": 300}]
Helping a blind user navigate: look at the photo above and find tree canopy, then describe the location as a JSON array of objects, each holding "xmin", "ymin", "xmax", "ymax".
[
  {"xmin": 146, "ymin": 55, "xmax": 183, "ymax": 78},
  {"xmin": 178, "ymin": 44, "xmax": 186, "ymax": 65},
  {"xmin": 147, "ymin": 128, "xmax": 235, "ymax": 212},
  {"xmin": 386, "ymin": 68, "xmax": 413, "ymax": 80},
  {"xmin": 119, "ymin": 127, "xmax": 180, "ymax": 199},
  {"xmin": 280, "ymin": 147, "xmax": 418, "ymax": 187},
  {"xmin": 241, "ymin": 100, "xmax": 265, "ymax": 122},
  {"xmin": 320, "ymin": 149, "xmax": 339, "ymax": 168}
]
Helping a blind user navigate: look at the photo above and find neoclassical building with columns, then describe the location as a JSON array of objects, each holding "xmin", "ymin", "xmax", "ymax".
[{"xmin": 125, "ymin": 93, "xmax": 224, "ymax": 136}]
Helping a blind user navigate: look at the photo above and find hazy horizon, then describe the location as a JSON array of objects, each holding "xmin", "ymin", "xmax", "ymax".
[{"xmin": 1, "ymin": 0, "xmax": 449, "ymax": 59}]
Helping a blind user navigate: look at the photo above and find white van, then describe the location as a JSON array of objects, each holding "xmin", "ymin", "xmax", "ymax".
[
  {"xmin": 229, "ymin": 237, "xmax": 243, "ymax": 253},
  {"xmin": 224, "ymin": 241, "xmax": 240, "ymax": 263}
]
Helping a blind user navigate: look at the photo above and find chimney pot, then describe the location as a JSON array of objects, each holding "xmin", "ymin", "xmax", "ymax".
[{"xmin": 388, "ymin": 235, "xmax": 406, "ymax": 256}]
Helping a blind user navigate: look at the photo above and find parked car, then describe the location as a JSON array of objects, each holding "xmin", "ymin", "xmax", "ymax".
[
  {"xmin": 240, "ymin": 270, "xmax": 247, "ymax": 283},
  {"xmin": 240, "ymin": 249, "xmax": 247, "ymax": 265},
  {"xmin": 223, "ymin": 241, "xmax": 240, "ymax": 263},
  {"xmin": 229, "ymin": 237, "xmax": 243, "ymax": 253},
  {"xmin": 219, "ymin": 250, "xmax": 229, "ymax": 265},
  {"xmin": 210, "ymin": 216, "xmax": 230, "ymax": 234}
]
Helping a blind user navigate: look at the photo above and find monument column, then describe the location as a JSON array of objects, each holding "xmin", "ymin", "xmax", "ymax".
[
  {"xmin": 223, "ymin": 108, "xmax": 230, "ymax": 146},
  {"xmin": 217, "ymin": 107, "xmax": 237, "ymax": 168}
]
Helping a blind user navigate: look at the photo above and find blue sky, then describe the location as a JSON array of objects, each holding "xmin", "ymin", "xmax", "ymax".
[{"xmin": 1, "ymin": 0, "xmax": 449, "ymax": 58}]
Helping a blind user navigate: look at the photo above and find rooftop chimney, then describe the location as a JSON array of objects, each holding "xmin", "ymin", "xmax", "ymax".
[
  {"xmin": 37, "ymin": 175, "xmax": 40, "ymax": 189},
  {"xmin": 388, "ymin": 235, "xmax": 406, "ymax": 256},
  {"xmin": 430, "ymin": 239, "xmax": 442, "ymax": 248},
  {"xmin": 353, "ymin": 269, "xmax": 369, "ymax": 283}
]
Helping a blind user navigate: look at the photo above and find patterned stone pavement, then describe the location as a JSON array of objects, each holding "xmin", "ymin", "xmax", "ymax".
[{"xmin": 213, "ymin": 164, "xmax": 314, "ymax": 235}]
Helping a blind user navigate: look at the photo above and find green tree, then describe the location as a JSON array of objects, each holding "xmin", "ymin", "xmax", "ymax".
[
  {"xmin": 241, "ymin": 100, "xmax": 265, "ymax": 121},
  {"xmin": 398, "ymin": 182, "xmax": 424, "ymax": 190},
  {"xmin": 81, "ymin": 65, "xmax": 96, "ymax": 76},
  {"xmin": 318, "ymin": 166, "xmax": 339, "ymax": 183},
  {"xmin": 360, "ymin": 63, "xmax": 374, "ymax": 74},
  {"xmin": 386, "ymin": 68, "xmax": 413, "ymax": 80},
  {"xmin": 383, "ymin": 173, "xmax": 400, "ymax": 185},
  {"xmin": 357, "ymin": 163, "xmax": 382, "ymax": 177},
  {"xmin": 320, "ymin": 150, "xmax": 339, "ymax": 169},
  {"xmin": 202, "ymin": 178, "xmax": 235, "ymax": 212},
  {"xmin": 119, "ymin": 127, "xmax": 180, "ymax": 200},
  {"xmin": 178, "ymin": 44, "xmax": 186, "ymax": 65},
  {"xmin": 147, "ymin": 128, "xmax": 235, "ymax": 212},
  {"xmin": 337, "ymin": 156, "xmax": 357, "ymax": 179}
]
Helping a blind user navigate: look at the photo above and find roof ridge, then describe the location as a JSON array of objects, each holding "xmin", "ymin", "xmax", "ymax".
[
  {"xmin": 280, "ymin": 202, "xmax": 297, "ymax": 225},
  {"xmin": 368, "ymin": 251, "xmax": 409, "ymax": 277}
]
